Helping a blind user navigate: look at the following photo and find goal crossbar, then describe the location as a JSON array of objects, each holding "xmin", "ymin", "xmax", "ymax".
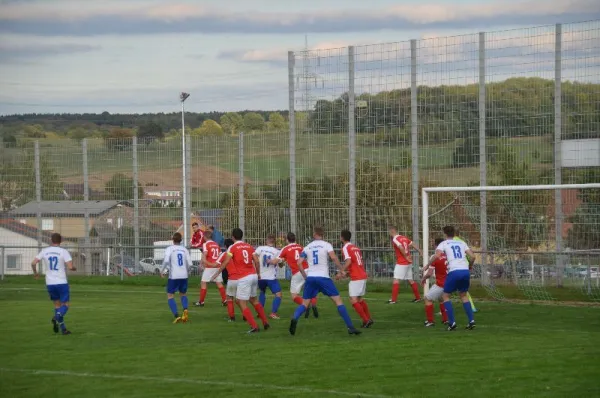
[{"xmin": 421, "ymin": 183, "xmax": 600, "ymax": 293}]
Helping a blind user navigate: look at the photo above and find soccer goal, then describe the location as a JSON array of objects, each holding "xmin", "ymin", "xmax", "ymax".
[{"xmin": 421, "ymin": 183, "xmax": 600, "ymax": 302}]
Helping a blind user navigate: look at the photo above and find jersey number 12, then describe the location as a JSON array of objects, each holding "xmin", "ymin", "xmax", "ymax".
[{"xmin": 49, "ymin": 256, "xmax": 59, "ymax": 271}]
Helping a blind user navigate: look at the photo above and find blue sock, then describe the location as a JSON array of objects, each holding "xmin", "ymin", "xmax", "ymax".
[
  {"xmin": 259, "ymin": 291, "xmax": 266, "ymax": 308},
  {"xmin": 463, "ymin": 301, "xmax": 474, "ymax": 322},
  {"xmin": 59, "ymin": 305, "xmax": 69, "ymax": 317},
  {"xmin": 168, "ymin": 298, "xmax": 178, "ymax": 317},
  {"xmin": 181, "ymin": 296, "xmax": 188, "ymax": 310},
  {"xmin": 59, "ymin": 321, "xmax": 67, "ymax": 332},
  {"xmin": 336, "ymin": 305, "xmax": 354, "ymax": 329},
  {"xmin": 443, "ymin": 301, "xmax": 455, "ymax": 325},
  {"xmin": 293, "ymin": 305, "xmax": 306, "ymax": 320},
  {"xmin": 272, "ymin": 296, "xmax": 282, "ymax": 314},
  {"xmin": 54, "ymin": 308, "xmax": 62, "ymax": 322}
]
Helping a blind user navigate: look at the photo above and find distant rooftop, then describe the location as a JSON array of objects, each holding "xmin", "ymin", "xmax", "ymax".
[{"xmin": 9, "ymin": 200, "xmax": 131, "ymax": 217}]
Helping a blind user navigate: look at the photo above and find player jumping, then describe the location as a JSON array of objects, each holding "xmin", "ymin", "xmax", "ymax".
[
  {"xmin": 212, "ymin": 228, "xmax": 270, "ymax": 333},
  {"xmin": 254, "ymin": 235, "xmax": 283, "ymax": 319},
  {"xmin": 388, "ymin": 226, "xmax": 423, "ymax": 304},
  {"xmin": 161, "ymin": 232, "xmax": 192, "ymax": 324},
  {"xmin": 289, "ymin": 226, "xmax": 361, "ymax": 336},
  {"xmin": 421, "ymin": 238, "xmax": 449, "ymax": 327},
  {"xmin": 338, "ymin": 229, "xmax": 373, "ymax": 328},
  {"xmin": 32, "ymin": 233, "xmax": 75, "ymax": 335},
  {"xmin": 195, "ymin": 229, "xmax": 228, "ymax": 307},
  {"xmin": 269, "ymin": 232, "xmax": 319, "ymax": 318},
  {"xmin": 433, "ymin": 226, "xmax": 476, "ymax": 331}
]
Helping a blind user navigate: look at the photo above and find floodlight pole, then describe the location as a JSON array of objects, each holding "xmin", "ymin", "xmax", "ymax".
[{"xmin": 180, "ymin": 92, "xmax": 190, "ymax": 247}]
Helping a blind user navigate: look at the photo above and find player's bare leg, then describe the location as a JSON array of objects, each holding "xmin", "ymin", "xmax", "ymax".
[
  {"xmin": 249, "ymin": 296, "xmax": 270, "ymax": 330},
  {"xmin": 388, "ymin": 279, "xmax": 400, "ymax": 304}
]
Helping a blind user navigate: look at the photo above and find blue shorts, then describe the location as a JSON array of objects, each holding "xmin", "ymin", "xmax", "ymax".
[
  {"xmin": 303, "ymin": 277, "xmax": 339, "ymax": 299},
  {"xmin": 258, "ymin": 279, "xmax": 282, "ymax": 294},
  {"xmin": 443, "ymin": 270, "xmax": 471, "ymax": 294},
  {"xmin": 47, "ymin": 284, "xmax": 70, "ymax": 303},
  {"xmin": 167, "ymin": 278, "xmax": 188, "ymax": 294}
]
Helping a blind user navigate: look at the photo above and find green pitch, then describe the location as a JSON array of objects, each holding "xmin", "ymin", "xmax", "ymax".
[{"xmin": 1, "ymin": 281, "xmax": 599, "ymax": 398}]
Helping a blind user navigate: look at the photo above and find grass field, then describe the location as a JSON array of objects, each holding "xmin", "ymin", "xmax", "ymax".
[{"xmin": 1, "ymin": 278, "xmax": 599, "ymax": 398}]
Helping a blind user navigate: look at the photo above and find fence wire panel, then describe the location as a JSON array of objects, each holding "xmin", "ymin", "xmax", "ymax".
[
  {"xmin": 352, "ymin": 41, "xmax": 413, "ymax": 249},
  {"xmin": 294, "ymin": 46, "xmax": 350, "ymax": 245}
]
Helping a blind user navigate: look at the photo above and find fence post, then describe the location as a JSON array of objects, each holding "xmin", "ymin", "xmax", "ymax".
[
  {"xmin": 0, "ymin": 246, "xmax": 4, "ymax": 280},
  {"xmin": 288, "ymin": 51, "xmax": 297, "ymax": 234},
  {"xmin": 185, "ymin": 134, "xmax": 192, "ymax": 244},
  {"xmin": 554, "ymin": 23, "xmax": 564, "ymax": 287},
  {"xmin": 348, "ymin": 46, "xmax": 356, "ymax": 238},
  {"xmin": 238, "ymin": 132, "xmax": 245, "ymax": 231},
  {"xmin": 34, "ymin": 141, "xmax": 42, "ymax": 257},
  {"xmin": 410, "ymin": 39, "xmax": 420, "ymax": 267},
  {"xmin": 479, "ymin": 32, "xmax": 488, "ymax": 271},
  {"xmin": 83, "ymin": 139, "xmax": 91, "ymax": 275},
  {"xmin": 120, "ymin": 248, "xmax": 124, "ymax": 281},
  {"xmin": 132, "ymin": 137, "xmax": 140, "ymax": 273}
]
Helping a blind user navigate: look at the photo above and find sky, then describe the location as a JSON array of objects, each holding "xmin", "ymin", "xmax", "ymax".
[{"xmin": 0, "ymin": 0, "xmax": 599, "ymax": 115}]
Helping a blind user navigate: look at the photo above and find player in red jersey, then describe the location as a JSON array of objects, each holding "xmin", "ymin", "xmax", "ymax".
[
  {"xmin": 269, "ymin": 232, "xmax": 319, "ymax": 318},
  {"xmin": 421, "ymin": 238, "xmax": 449, "ymax": 327},
  {"xmin": 338, "ymin": 230, "xmax": 373, "ymax": 328},
  {"xmin": 388, "ymin": 226, "xmax": 423, "ymax": 304},
  {"xmin": 212, "ymin": 228, "xmax": 269, "ymax": 333},
  {"xmin": 190, "ymin": 222, "xmax": 205, "ymax": 249},
  {"xmin": 195, "ymin": 230, "xmax": 227, "ymax": 307}
]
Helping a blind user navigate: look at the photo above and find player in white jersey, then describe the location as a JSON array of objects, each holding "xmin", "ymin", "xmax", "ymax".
[
  {"xmin": 432, "ymin": 225, "xmax": 476, "ymax": 331},
  {"xmin": 253, "ymin": 235, "xmax": 283, "ymax": 319},
  {"xmin": 161, "ymin": 232, "xmax": 192, "ymax": 324},
  {"xmin": 31, "ymin": 233, "xmax": 75, "ymax": 335},
  {"xmin": 289, "ymin": 226, "xmax": 361, "ymax": 336}
]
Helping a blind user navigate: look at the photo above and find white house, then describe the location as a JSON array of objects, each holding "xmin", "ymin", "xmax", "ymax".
[
  {"xmin": 144, "ymin": 186, "xmax": 182, "ymax": 207},
  {"xmin": 0, "ymin": 219, "xmax": 49, "ymax": 276}
]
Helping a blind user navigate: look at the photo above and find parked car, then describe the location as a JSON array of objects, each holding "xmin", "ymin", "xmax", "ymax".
[
  {"xmin": 111, "ymin": 254, "xmax": 141, "ymax": 276},
  {"xmin": 139, "ymin": 258, "xmax": 163, "ymax": 274}
]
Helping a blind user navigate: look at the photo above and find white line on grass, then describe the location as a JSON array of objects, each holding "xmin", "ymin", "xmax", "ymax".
[{"xmin": 0, "ymin": 368, "xmax": 391, "ymax": 398}]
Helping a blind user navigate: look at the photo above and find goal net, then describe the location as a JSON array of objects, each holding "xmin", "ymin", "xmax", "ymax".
[{"xmin": 422, "ymin": 183, "xmax": 600, "ymax": 303}]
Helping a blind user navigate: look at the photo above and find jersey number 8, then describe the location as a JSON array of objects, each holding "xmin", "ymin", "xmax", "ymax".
[{"xmin": 177, "ymin": 253, "xmax": 184, "ymax": 266}]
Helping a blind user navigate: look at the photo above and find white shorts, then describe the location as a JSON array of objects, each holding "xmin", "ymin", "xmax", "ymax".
[
  {"xmin": 425, "ymin": 284, "xmax": 444, "ymax": 301},
  {"xmin": 201, "ymin": 268, "xmax": 223, "ymax": 283},
  {"xmin": 236, "ymin": 274, "xmax": 258, "ymax": 301},
  {"xmin": 394, "ymin": 265, "xmax": 413, "ymax": 280},
  {"xmin": 290, "ymin": 272, "xmax": 306, "ymax": 295},
  {"xmin": 226, "ymin": 279, "xmax": 238, "ymax": 297},
  {"xmin": 349, "ymin": 279, "xmax": 367, "ymax": 297}
]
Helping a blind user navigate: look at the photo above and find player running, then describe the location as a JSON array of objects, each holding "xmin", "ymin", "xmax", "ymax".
[
  {"xmin": 433, "ymin": 226, "xmax": 476, "ymax": 331},
  {"xmin": 161, "ymin": 233, "xmax": 192, "ymax": 324},
  {"xmin": 254, "ymin": 235, "xmax": 283, "ymax": 319},
  {"xmin": 388, "ymin": 226, "xmax": 423, "ymax": 304},
  {"xmin": 289, "ymin": 226, "xmax": 361, "ymax": 336},
  {"xmin": 195, "ymin": 229, "xmax": 228, "ymax": 307},
  {"xmin": 421, "ymin": 238, "xmax": 449, "ymax": 327},
  {"xmin": 212, "ymin": 228, "xmax": 270, "ymax": 333},
  {"xmin": 338, "ymin": 229, "xmax": 373, "ymax": 328},
  {"xmin": 269, "ymin": 232, "xmax": 319, "ymax": 318},
  {"xmin": 32, "ymin": 233, "xmax": 75, "ymax": 335}
]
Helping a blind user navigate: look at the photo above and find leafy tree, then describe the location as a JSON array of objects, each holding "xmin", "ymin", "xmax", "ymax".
[
  {"xmin": 23, "ymin": 124, "xmax": 46, "ymax": 138},
  {"xmin": 105, "ymin": 173, "xmax": 143, "ymax": 200},
  {"xmin": 566, "ymin": 169, "xmax": 600, "ymax": 250},
  {"xmin": 2, "ymin": 134, "xmax": 17, "ymax": 145},
  {"xmin": 243, "ymin": 112, "xmax": 265, "ymax": 132},
  {"xmin": 193, "ymin": 119, "xmax": 224, "ymax": 136},
  {"xmin": 220, "ymin": 112, "xmax": 244, "ymax": 135},
  {"xmin": 267, "ymin": 112, "xmax": 286, "ymax": 131},
  {"xmin": 104, "ymin": 128, "xmax": 134, "ymax": 151},
  {"xmin": 137, "ymin": 121, "xmax": 164, "ymax": 146},
  {"xmin": 68, "ymin": 127, "xmax": 87, "ymax": 142}
]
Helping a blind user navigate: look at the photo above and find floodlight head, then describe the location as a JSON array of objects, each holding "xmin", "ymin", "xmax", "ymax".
[{"xmin": 180, "ymin": 92, "xmax": 190, "ymax": 102}]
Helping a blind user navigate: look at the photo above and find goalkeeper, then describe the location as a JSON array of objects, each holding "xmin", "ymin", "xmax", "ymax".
[{"xmin": 455, "ymin": 229, "xmax": 478, "ymax": 313}]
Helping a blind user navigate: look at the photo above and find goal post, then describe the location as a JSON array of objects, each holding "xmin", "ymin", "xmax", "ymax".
[{"xmin": 421, "ymin": 183, "xmax": 600, "ymax": 298}]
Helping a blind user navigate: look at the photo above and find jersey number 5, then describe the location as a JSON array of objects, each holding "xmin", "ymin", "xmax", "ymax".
[
  {"xmin": 49, "ymin": 256, "xmax": 59, "ymax": 271},
  {"xmin": 312, "ymin": 250, "xmax": 319, "ymax": 265}
]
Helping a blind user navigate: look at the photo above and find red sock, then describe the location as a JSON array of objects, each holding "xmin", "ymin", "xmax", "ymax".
[
  {"xmin": 227, "ymin": 299, "xmax": 235, "ymax": 318},
  {"xmin": 410, "ymin": 282, "xmax": 421, "ymax": 300},
  {"xmin": 425, "ymin": 303, "xmax": 434, "ymax": 323},
  {"xmin": 218, "ymin": 286, "xmax": 227, "ymax": 302},
  {"xmin": 360, "ymin": 301, "xmax": 371, "ymax": 319},
  {"xmin": 293, "ymin": 296, "xmax": 303, "ymax": 305},
  {"xmin": 440, "ymin": 302, "xmax": 448, "ymax": 322},
  {"xmin": 242, "ymin": 308, "xmax": 258, "ymax": 329},
  {"xmin": 200, "ymin": 288, "xmax": 207, "ymax": 304},
  {"xmin": 311, "ymin": 297, "xmax": 318, "ymax": 306},
  {"xmin": 391, "ymin": 283, "xmax": 400, "ymax": 302},
  {"xmin": 352, "ymin": 302, "xmax": 369, "ymax": 322},
  {"xmin": 253, "ymin": 303, "xmax": 268, "ymax": 326}
]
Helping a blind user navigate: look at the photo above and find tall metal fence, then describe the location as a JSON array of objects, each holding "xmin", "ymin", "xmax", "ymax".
[{"xmin": 1, "ymin": 21, "xmax": 599, "ymax": 299}]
